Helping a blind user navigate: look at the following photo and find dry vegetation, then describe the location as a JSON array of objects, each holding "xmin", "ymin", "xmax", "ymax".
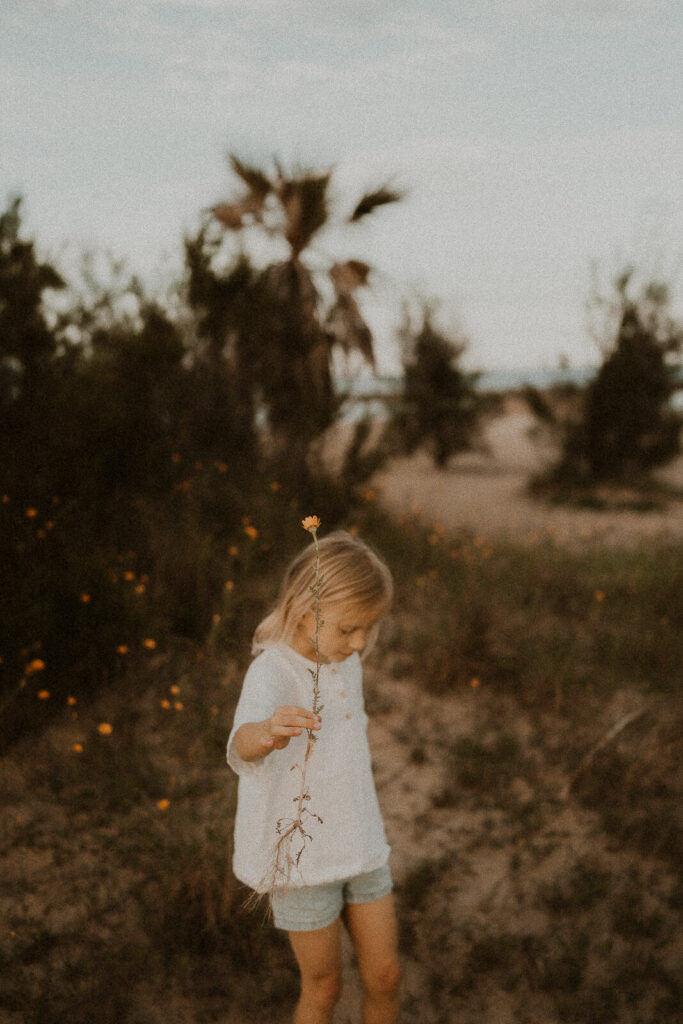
[{"xmin": 1, "ymin": 487, "xmax": 682, "ymax": 1024}]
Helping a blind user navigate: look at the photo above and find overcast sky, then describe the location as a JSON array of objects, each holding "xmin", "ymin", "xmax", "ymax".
[{"xmin": 2, "ymin": 0, "xmax": 682, "ymax": 373}]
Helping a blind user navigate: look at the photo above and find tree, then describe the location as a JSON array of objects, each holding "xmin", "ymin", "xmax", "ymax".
[
  {"xmin": 0, "ymin": 196, "xmax": 64, "ymax": 405},
  {"xmin": 561, "ymin": 269, "xmax": 681, "ymax": 481},
  {"xmin": 198, "ymin": 155, "xmax": 402, "ymax": 451},
  {"xmin": 394, "ymin": 303, "xmax": 482, "ymax": 468}
]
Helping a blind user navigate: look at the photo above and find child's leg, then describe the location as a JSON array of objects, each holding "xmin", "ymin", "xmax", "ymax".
[
  {"xmin": 288, "ymin": 918, "xmax": 342, "ymax": 1024},
  {"xmin": 345, "ymin": 893, "xmax": 400, "ymax": 1024}
]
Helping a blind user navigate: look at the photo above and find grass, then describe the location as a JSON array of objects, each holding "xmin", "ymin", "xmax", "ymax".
[{"xmin": 2, "ymin": 505, "xmax": 682, "ymax": 1023}]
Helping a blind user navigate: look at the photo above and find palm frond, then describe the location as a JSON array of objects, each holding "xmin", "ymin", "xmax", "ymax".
[
  {"xmin": 228, "ymin": 156, "xmax": 272, "ymax": 202},
  {"xmin": 349, "ymin": 185, "xmax": 403, "ymax": 223},
  {"xmin": 212, "ymin": 202, "xmax": 248, "ymax": 230},
  {"xmin": 329, "ymin": 260, "xmax": 371, "ymax": 293},
  {"xmin": 278, "ymin": 173, "xmax": 331, "ymax": 257},
  {"xmin": 326, "ymin": 293, "xmax": 374, "ymax": 366}
]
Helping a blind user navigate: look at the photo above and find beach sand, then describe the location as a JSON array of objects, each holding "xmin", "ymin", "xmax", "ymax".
[{"xmin": 368, "ymin": 394, "xmax": 683, "ymax": 547}]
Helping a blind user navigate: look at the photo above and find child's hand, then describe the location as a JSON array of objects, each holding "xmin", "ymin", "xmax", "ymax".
[{"xmin": 262, "ymin": 706, "xmax": 322, "ymax": 750}]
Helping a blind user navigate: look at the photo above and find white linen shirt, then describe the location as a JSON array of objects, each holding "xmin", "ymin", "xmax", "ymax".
[{"xmin": 226, "ymin": 645, "xmax": 390, "ymax": 892}]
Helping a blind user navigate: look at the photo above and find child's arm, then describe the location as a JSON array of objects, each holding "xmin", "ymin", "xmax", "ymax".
[{"xmin": 233, "ymin": 706, "xmax": 322, "ymax": 762}]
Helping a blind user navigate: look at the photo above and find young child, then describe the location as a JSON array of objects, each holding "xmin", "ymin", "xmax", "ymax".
[{"xmin": 227, "ymin": 529, "xmax": 400, "ymax": 1024}]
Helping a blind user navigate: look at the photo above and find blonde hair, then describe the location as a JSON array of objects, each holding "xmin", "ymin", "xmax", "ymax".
[{"xmin": 253, "ymin": 530, "xmax": 393, "ymax": 654}]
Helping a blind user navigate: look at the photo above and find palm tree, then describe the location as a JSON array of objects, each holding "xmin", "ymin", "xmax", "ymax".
[{"xmin": 208, "ymin": 155, "xmax": 401, "ymax": 447}]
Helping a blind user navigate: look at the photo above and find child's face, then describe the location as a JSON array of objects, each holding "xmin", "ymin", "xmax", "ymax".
[{"xmin": 293, "ymin": 601, "xmax": 385, "ymax": 663}]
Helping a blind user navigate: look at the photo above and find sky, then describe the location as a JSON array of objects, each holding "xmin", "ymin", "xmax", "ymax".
[{"xmin": 2, "ymin": 0, "xmax": 682, "ymax": 374}]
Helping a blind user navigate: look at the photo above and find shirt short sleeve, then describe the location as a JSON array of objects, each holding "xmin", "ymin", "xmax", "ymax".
[{"xmin": 226, "ymin": 649, "xmax": 298, "ymax": 777}]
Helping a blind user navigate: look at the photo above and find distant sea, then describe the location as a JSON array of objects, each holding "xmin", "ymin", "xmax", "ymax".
[{"xmin": 338, "ymin": 365, "xmax": 683, "ymax": 420}]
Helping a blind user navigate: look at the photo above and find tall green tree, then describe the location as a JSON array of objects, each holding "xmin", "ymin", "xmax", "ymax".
[
  {"xmin": 198, "ymin": 155, "xmax": 401, "ymax": 451},
  {"xmin": 561, "ymin": 270, "xmax": 681, "ymax": 481},
  {"xmin": 0, "ymin": 197, "xmax": 64, "ymax": 405},
  {"xmin": 394, "ymin": 303, "xmax": 482, "ymax": 468}
]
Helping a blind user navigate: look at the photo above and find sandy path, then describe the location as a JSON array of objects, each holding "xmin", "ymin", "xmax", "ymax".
[{"xmin": 370, "ymin": 399, "xmax": 683, "ymax": 547}]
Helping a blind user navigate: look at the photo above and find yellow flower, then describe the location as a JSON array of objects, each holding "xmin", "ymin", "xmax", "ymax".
[
  {"xmin": 594, "ymin": 590, "xmax": 606, "ymax": 602},
  {"xmin": 301, "ymin": 515, "xmax": 321, "ymax": 532},
  {"xmin": 169, "ymin": 684, "xmax": 180, "ymax": 695},
  {"xmin": 469, "ymin": 677, "xmax": 481, "ymax": 689},
  {"xmin": 123, "ymin": 571, "xmax": 136, "ymax": 581},
  {"xmin": 157, "ymin": 799, "xmax": 170, "ymax": 811},
  {"xmin": 97, "ymin": 722, "xmax": 113, "ymax": 735},
  {"xmin": 37, "ymin": 689, "xmax": 50, "ymax": 700},
  {"xmin": 143, "ymin": 638, "xmax": 157, "ymax": 650},
  {"xmin": 134, "ymin": 583, "xmax": 146, "ymax": 594},
  {"xmin": 25, "ymin": 508, "xmax": 38, "ymax": 518},
  {"xmin": 174, "ymin": 701, "xmax": 184, "ymax": 711},
  {"xmin": 80, "ymin": 593, "xmax": 91, "ymax": 603},
  {"xmin": 269, "ymin": 481, "xmax": 281, "ymax": 491},
  {"xmin": 72, "ymin": 743, "xmax": 84, "ymax": 753},
  {"xmin": 215, "ymin": 461, "xmax": 228, "ymax": 473},
  {"xmin": 228, "ymin": 546, "xmax": 238, "ymax": 557},
  {"xmin": 116, "ymin": 645, "xmax": 129, "ymax": 655},
  {"xmin": 224, "ymin": 580, "xmax": 234, "ymax": 591},
  {"xmin": 67, "ymin": 696, "xmax": 77, "ymax": 706},
  {"xmin": 25, "ymin": 658, "xmax": 46, "ymax": 675},
  {"xmin": 244, "ymin": 525, "xmax": 259, "ymax": 539},
  {"xmin": 160, "ymin": 699, "xmax": 171, "ymax": 709}
]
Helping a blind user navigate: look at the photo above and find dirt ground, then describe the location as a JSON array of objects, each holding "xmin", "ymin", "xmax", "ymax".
[{"xmin": 369, "ymin": 394, "xmax": 683, "ymax": 548}]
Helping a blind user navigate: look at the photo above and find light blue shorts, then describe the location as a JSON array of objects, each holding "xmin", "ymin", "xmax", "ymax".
[{"xmin": 270, "ymin": 863, "xmax": 393, "ymax": 932}]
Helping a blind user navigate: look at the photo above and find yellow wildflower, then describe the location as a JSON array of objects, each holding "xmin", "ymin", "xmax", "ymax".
[
  {"xmin": 80, "ymin": 593, "xmax": 91, "ymax": 603},
  {"xmin": 25, "ymin": 508, "xmax": 38, "ymax": 518},
  {"xmin": 37, "ymin": 689, "xmax": 50, "ymax": 700},
  {"xmin": 116, "ymin": 645, "xmax": 129, "ymax": 655},
  {"xmin": 97, "ymin": 722, "xmax": 113, "ymax": 735},
  {"xmin": 143, "ymin": 638, "xmax": 157, "ymax": 650},
  {"xmin": 67, "ymin": 696, "xmax": 77, "ymax": 706},
  {"xmin": 594, "ymin": 590, "xmax": 606, "ymax": 602},
  {"xmin": 301, "ymin": 515, "xmax": 321, "ymax": 532},
  {"xmin": 157, "ymin": 799, "xmax": 170, "ymax": 811},
  {"xmin": 169, "ymin": 684, "xmax": 180, "ymax": 695},
  {"xmin": 25, "ymin": 658, "xmax": 46, "ymax": 675},
  {"xmin": 160, "ymin": 699, "xmax": 171, "ymax": 709},
  {"xmin": 72, "ymin": 743, "xmax": 84, "ymax": 754},
  {"xmin": 244, "ymin": 525, "xmax": 259, "ymax": 539}
]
